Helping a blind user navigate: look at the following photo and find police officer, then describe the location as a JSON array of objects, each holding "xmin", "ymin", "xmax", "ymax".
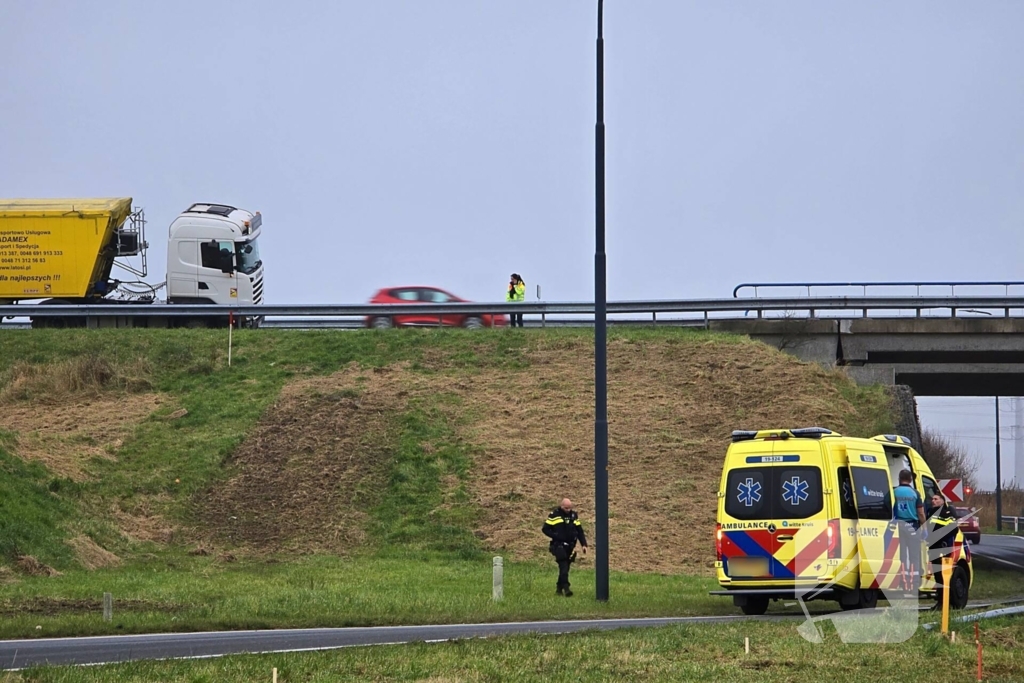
[{"xmin": 542, "ymin": 498, "xmax": 588, "ymax": 596}]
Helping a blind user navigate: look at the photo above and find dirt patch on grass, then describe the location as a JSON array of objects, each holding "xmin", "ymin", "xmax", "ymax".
[
  {"xmin": 463, "ymin": 335, "xmax": 872, "ymax": 574},
  {"xmin": 0, "ymin": 394, "xmax": 165, "ymax": 480},
  {"xmin": 200, "ymin": 364, "xmax": 405, "ymax": 552},
  {"xmin": 0, "ymin": 356, "xmax": 152, "ymax": 405},
  {"xmin": 109, "ymin": 495, "xmax": 177, "ymax": 545},
  {"xmin": 14, "ymin": 556, "xmax": 60, "ymax": 577},
  {"xmin": 67, "ymin": 535, "xmax": 121, "ymax": 570}
]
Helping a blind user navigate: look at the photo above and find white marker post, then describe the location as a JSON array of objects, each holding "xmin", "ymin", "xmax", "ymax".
[
  {"xmin": 228, "ymin": 312, "xmax": 234, "ymax": 367},
  {"xmin": 492, "ymin": 556, "xmax": 504, "ymax": 601},
  {"xmin": 102, "ymin": 592, "xmax": 112, "ymax": 622}
]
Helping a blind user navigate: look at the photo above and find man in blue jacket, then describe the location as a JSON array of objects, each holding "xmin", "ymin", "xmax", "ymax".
[{"xmin": 893, "ymin": 469, "xmax": 926, "ymax": 590}]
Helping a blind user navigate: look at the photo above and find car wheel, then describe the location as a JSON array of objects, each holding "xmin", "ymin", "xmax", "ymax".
[
  {"xmin": 840, "ymin": 588, "xmax": 878, "ymax": 611},
  {"xmin": 371, "ymin": 317, "xmax": 393, "ymax": 330},
  {"xmin": 463, "ymin": 316, "xmax": 484, "ymax": 330},
  {"xmin": 739, "ymin": 596, "xmax": 769, "ymax": 615},
  {"xmin": 972, "ymin": 535, "xmax": 980, "ymax": 545}
]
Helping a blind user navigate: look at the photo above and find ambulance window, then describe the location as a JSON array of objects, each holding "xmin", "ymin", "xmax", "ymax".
[
  {"xmin": 777, "ymin": 467, "xmax": 822, "ymax": 519},
  {"xmin": 724, "ymin": 468, "xmax": 768, "ymax": 521},
  {"xmin": 851, "ymin": 467, "xmax": 893, "ymax": 521},
  {"xmin": 838, "ymin": 468, "xmax": 858, "ymax": 519},
  {"xmin": 921, "ymin": 475, "xmax": 940, "ymax": 501}
]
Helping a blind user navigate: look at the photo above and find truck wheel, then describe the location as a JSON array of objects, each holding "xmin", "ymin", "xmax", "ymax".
[
  {"xmin": 739, "ymin": 596, "xmax": 769, "ymax": 615},
  {"xmin": 371, "ymin": 317, "xmax": 393, "ymax": 330}
]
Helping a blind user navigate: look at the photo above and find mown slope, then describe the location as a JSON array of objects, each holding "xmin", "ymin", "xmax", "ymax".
[{"xmin": 0, "ymin": 328, "xmax": 894, "ymax": 577}]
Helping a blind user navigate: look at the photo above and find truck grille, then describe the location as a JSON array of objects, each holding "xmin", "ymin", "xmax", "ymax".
[{"xmin": 252, "ymin": 275, "xmax": 264, "ymax": 304}]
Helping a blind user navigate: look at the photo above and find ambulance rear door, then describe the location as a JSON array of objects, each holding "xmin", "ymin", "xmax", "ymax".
[{"xmin": 847, "ymin": 449, "xmax": 902, "ymax": 591}]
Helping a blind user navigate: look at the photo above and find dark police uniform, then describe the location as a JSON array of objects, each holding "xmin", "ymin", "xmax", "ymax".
[{"xmin": 542, "ymin": 506, "xmax": 588, "ymax": 596}]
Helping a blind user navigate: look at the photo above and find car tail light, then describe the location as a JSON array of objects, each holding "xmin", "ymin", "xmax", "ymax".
[
  {"xmin": 827, "ymin": 519, "xmax": 840, "ymax": 559},
  {"xmin": 715, "ymin": 524, "xmax": 723, "ymax": 561}
]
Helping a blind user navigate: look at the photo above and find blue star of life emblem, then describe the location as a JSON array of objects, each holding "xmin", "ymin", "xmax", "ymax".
[
  {"xmin": 782, "ymin": 476, "xmax": 809, "ymax": 506},
  {"xmin": 842, "ymin": 481, "xmax": 852, "ymax": 503},
  {"xmin": 737, "ymin": 477, "xmax": 762, "ymax": 507}
]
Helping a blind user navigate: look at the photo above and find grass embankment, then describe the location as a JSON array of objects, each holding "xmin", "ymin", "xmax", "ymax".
[
  {"xmin": 0, "ymin": 328, "xmax": 901, "ymax": 637},
  {"xmin": 8, "ymin": 617, "xmax": 1024, "ymax": 683}
]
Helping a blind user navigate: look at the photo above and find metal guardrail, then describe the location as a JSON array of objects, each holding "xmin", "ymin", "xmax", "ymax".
[
  {"xmin": 5, "ymin": 295, "xmax": 1024, "ymax": 329},
  {"xmin": 1002, "ymin": 516, "xmax": 1024, "ymax": 534},
  {"xmin": 733, "ymin": 281, "xmax": 1024, "ymax": 298}
]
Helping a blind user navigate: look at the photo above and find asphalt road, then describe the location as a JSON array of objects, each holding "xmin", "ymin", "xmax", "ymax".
[
  {"xmin": 0, "ymin": 614, "xmax": 791, "ymax": 670},
  {"xmin": 971, "ymin": 533, "xmax": 1024, "ymax": 571}
]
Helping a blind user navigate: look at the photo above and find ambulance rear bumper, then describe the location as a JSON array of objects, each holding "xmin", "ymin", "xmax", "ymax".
[{"xmin": 710, "ymin": 587, "xmax": 837, "ymax": 600}]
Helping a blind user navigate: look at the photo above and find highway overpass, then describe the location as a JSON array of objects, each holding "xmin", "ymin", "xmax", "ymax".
[{"xmin": 711, "ymin": 317, "xmax": 1024, "ymax": 396}]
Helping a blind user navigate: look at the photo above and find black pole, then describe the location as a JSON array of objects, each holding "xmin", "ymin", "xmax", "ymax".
[
  {"xmin": 996, "ymin": 396, "xmax": 1003, "ymax": 531},
  {"xmin": 594, "ymin": 0, "xmax": 609, "ymax": 602}
]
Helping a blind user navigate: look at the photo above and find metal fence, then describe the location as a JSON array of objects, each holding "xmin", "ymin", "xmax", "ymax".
[
  {"xmin": 6, "ymin": 295, "xmax": 1024, "ymax": 330},
  {"xmin": 734, "ymin": 280, "xmax": 1024, "ymax": 298}
]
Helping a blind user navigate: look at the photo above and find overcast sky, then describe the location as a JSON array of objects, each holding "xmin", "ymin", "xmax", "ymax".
[{"xmin": 3, "ymin": 1, "xmax": 1022, "ymax": 489}]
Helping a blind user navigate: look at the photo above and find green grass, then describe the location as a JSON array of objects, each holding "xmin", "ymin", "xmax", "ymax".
[
  {"xmin": 373, "ymin": 402, "xmax": 481, "ymax": 557},
  {"xmin": 9, "ymin": 616, "xmax": 1024, "ymax": 682},
  {"xmin": 0, "ymin": 555, "xmax": 1017, "ymax": 640},
  {"xmin": 0, "ymin": 326, "xmax": 919, "ymax": 642},
  {"xmin": 0, "ymin": 327, "xmax": 768, "ymax": 566},
  {"xmin": 835, "ymin": 381, "xmax": 896, "ymax": 437},
  {"xmin": 0, "ymin": 554, "xmax": 731, "ymax": 639},
  {"xmin": 0, "ymin": 446, "xmax": 75, "ymax": 569}
]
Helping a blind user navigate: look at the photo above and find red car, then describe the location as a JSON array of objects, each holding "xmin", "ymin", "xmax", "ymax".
[
  {"xmin": 955, "ymin": 507, "xmax": 981, "ymax": 545},
  {"xmin": 366, "ymin": 286, "xmax": 507, "ymax": 329}
]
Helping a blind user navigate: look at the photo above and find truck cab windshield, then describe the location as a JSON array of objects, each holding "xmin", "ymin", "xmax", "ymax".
[{"xmin": 235, "ymin": 239, "xmax": 262, "ymax": 275}]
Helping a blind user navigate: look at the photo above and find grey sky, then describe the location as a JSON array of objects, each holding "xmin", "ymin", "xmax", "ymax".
[{"xmin": 3, "ymin": 2, "xmax": 1023, "ymax": 489}]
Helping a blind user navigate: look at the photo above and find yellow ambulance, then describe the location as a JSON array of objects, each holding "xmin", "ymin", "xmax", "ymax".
[{"xmin": 711, "ymin": 428, "xmax": 973, "ymax": 614}]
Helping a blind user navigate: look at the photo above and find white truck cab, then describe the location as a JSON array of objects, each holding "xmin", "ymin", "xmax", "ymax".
[{"xmin": 166, "ymin": 203, "xmax": 264, "ymax": 306}]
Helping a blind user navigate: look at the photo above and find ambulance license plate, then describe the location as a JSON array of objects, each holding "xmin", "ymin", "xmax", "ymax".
[{"xmin": 728, "ymin": 557, "xmax": 770, "ymax": 577}]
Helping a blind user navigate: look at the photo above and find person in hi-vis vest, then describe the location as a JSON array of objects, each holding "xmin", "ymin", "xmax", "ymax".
[{"xmin": 506, "ymin": 273, "xmax": 525, "ymax": 327}]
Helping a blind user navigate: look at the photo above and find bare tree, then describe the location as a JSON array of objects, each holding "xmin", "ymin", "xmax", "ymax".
[{"xmin": 919, "ymin": 430, "xmax": 978, "ymax": 492}]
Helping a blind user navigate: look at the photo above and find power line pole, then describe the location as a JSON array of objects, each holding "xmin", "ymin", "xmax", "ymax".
[
  {"xmin": 594, "ymin": 0, "xmax": 609, "ymax": 602},
  {"xmin": 996, "ymin": 396, "xmax": 1003, "ymax": 532},
  {"xmin": 1014, "ymin": 397, "xmax": 1023, "ymax": 487}
]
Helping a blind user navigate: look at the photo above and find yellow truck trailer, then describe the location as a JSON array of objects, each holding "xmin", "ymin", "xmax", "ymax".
[
  {"xmin": 0, "ymin": 198, "xmax": 264, "ymax": 327},
  {"xmin": 0, "ymin": 198, "xmax": 138, "ymax": 302}
]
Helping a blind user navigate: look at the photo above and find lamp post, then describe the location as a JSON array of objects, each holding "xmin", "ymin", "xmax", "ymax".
[{"xmin": 594, "ymin": 0, "xmax": 609, "ymax": 602}]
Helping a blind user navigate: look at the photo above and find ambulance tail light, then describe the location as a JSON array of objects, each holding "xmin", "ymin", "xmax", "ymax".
[
  {"xmin": 715, "ymin": 524, "xmax": 723, "ymax": 561},
  {"xmin": 827, "ymin": 519, "xmax": 841, "ymax": 559}
]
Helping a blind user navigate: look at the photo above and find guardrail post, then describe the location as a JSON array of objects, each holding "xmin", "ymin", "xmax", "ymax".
[
  {"xmin": 703, "ymin": 310, "xmax": 709, "ymax": 329},
  {"xmin": 652, "ymin": 311, "xmax": 657, "ymax": 327},
  {"xmin": 542, "ymin": 312, "xmax": 546, "ymax": 328}
]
